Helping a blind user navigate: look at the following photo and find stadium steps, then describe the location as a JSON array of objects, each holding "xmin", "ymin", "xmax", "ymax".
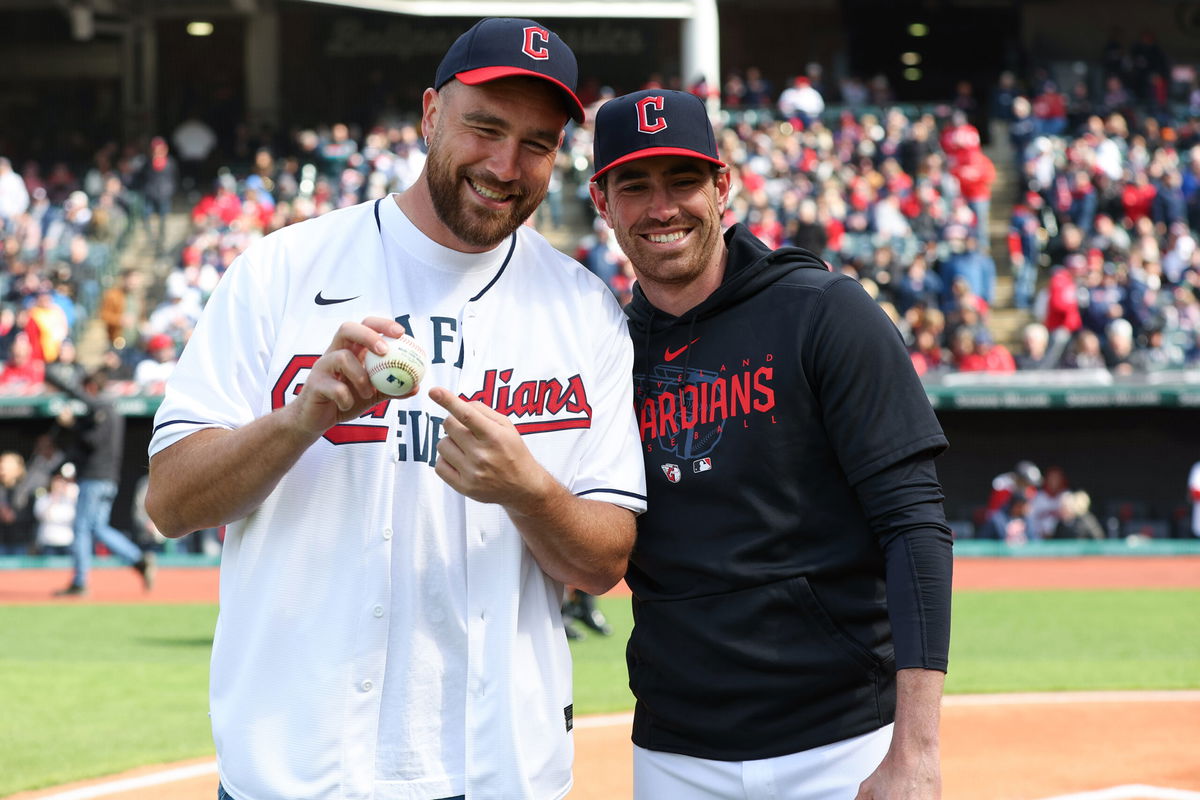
[
  {"xmin": 984, "ymin": 126, "xmax": 1033, "ymax": 350},
  {"xmin": 77, "ymin": 208, "xmax": 192, "ymax": 369}
]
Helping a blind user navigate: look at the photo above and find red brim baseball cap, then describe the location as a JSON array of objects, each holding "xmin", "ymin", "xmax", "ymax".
[
  {"xmin": 591, "ymin": 89, "xmax": 725, "ymax": 181},
  {"xmin": 435, "ymin": 17, "xmax": 585, "ymax": 124}
]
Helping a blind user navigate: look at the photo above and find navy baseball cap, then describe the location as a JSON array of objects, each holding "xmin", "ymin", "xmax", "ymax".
[
  {"xmin": 591, "ymin": 89, "xmax": 726, "ymax": 181},
  {"xmin": 435, "ymin": 17, "xmax": 585, "ymax": 124}
]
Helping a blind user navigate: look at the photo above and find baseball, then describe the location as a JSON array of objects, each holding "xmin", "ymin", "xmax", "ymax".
[{"xmin": 364, "ymin": 334, "xmax": 427, "ymax": 396}]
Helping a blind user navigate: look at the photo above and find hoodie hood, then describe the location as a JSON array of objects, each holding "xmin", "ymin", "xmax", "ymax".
[{"xmin": 625, "ymin": 223, "xmax": 829, "ymax": 332}]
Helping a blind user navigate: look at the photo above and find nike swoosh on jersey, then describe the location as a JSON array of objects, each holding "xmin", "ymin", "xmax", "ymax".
[
  {"xmin": 663, "ymin": 338, "xmax": 700, "ymax": 362},
  {"xmin": 314, "ymin": 291, "xmax": 360, "ymax": 305}
]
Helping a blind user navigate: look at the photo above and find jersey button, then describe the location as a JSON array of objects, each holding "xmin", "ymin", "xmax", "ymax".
[
  {"xmin": 373, "ymin": 605, "xmax": 384, "ymax": 618},
  {"xmin": 360, "ymin": 679, "xmax": 373, "ymax": 692},
  {"xmin": 382, "ymin": 528, "xmax": 393, "ymax": 540}
]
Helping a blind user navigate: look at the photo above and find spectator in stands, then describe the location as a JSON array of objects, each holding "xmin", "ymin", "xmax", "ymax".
[
  {"xmin": 27, "ymin": 288, "xmax": 69, "ymax": 364},
  {"xmin": 46, "ymin": 366, "xmax": 156, "ymax": 596},
  {"xmin": 0, "ymin": 157, "xmax": 29, "ymax": 233},
  {"xmin": 1089, "ymin": 213, "xmax": 1131, "ymax": 260},
  {"xmin": 144, "ymin": 280, "xmax": 201, "ymax": 345},
  {"xmin": 893, "ymin": 255, "xmax": 943, "ymax": 316},
  {"xmin": 318, "ymin": 122, "xmax": 359, "ymax": 179},
  {"xmin": 139, "ymin": 137, "xmax": 180, "ymax": 253},
  {"xmin": 740, "ymin": 66, "xmax": 774, "ymax": 108},
  {"xmin": 0, "ymin": 305, "xmax": 18, "ymax": 362},
  {"xmin": 939, "ymin": 229, "xmax": 995, "ymax": 309},
  {"xmin": 1130, "ymin": 324, "xmax": 1187, "ymax": 371},
  {"xmin": 99, "ymin": 268, "xmax": 147, "ymax": 351},
  {"xmin": 45, "ymin": 338, "xmax": 86, "ymax": 389},
  {"xmin": 133, "ymin": 332, "xmax": 177, "ymax": 395},
  {"xmin": 1062, "ymin": 328, "xmax": 1107, "ymax": 369},
  {"xmin": 978, "ymin": 493, "xmax": 1031, "ymax": 545},
  {"xmin": 580, "ymin": 218, "xmax": 626, "ymax": 297},
  {"xmin": 0, "ymin": 331, "xmax": 44, "ymax": 394},
  {"xmin": 0, "ymin": 450, "xmax": 37, "ymax": 555},
  {"xmin": 777, "ymin": 76, "xmax": 824, "ymax": 127},
  {"xmin": 1032, "ymin": 82, "xmax": 1068, "ymax": 137},
  {"xmin": 1042, "ymin": 257, "xmax": 1086, "ymax": 341},
  {"xmin": 1015, "ymin": 322, "xmax": 1059, "ymax": 369},
  {"xmin": 25, "ymin": 432, "xmax": 65, "ymax": 494},
  {"xmin": 988, "ymin": 460, "xmax": 1042, "ymax": 517},
  {"xmin": 1052, "ymin": 490, "xmax": 1105, "ymax": 541},
  {"xmin": 1029, "ymin": 464, "xmax": 1070, "ymax": 539},
  {"xmin": 34, "ymin": 463, "xmax": 77, "ymax": 556},
  {"xmin": 908, "ymin": 321, "xmax": 947, "ymax": 377},
  {"xmin": 1103, "ymin": 317, "xmax": 1137, "ymax": 374},
  {"xmin": 1009, "ymin": 191, "xmax": 1047, "ymax": 310},
  {"xmin": 1008, "ymin": 97, "xmax": 1037, "ymax": 172},
  {"xmin": 950, "ymin": 144, "xmax": 996, "ymax": 246}
]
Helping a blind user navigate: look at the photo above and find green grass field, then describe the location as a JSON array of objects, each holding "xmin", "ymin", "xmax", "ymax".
[{"xmin": 2, "ymin": 589, "xmax": 1198, "ymax": 796}]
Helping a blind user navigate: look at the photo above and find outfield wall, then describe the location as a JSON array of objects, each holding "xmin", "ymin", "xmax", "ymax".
[{"xmin": 2, "ymin": 373, "xmax": 1198, "ymax": 537}]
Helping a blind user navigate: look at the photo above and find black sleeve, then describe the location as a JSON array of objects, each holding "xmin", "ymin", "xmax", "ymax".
[
  {"xmin": 855, "ymin": 452, "xmax": 954, "ymax": 672},
  {"xmin": 804, "ymin": 277, "xmax": 948, "ymax": 486}
]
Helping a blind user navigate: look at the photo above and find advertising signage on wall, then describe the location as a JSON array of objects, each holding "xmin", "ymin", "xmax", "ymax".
[{"xmin": 922, "ymin": 369, "xmax": 1200, "ymax": 410}]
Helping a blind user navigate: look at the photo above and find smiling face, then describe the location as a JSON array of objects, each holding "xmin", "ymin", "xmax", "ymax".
[
  {"xmin": 421, "ymin": 77, "xmax": 566, "ymax": 251},
  {"xmin": 591, "ymin": 155, "xmax": 730, "ymax": 314}
]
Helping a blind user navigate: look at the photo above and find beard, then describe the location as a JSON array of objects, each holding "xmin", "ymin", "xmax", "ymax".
[{"xmin": 425, "ymin": 134, "xmax": 547, "ymax": 249}]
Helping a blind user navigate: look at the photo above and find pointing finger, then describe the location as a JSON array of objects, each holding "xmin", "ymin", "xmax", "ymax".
[{"xmin": 429, "ymin": 387, "xmax": 490, "ymax": 434}]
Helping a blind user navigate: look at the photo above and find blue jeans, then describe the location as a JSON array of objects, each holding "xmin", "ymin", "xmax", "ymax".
[
  {"xmin": 218, "ymin": 785, "xmax": 463, "ymax": 800},
  {"xmin": 70, "ymin": 478, "xmax": 143, "ymax": 587}
]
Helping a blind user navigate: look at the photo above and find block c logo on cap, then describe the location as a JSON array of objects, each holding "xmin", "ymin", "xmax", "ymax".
[
  {"xmin": 636, "ymin": 96, "xmax": 668, "ymax": 134},
  {"xmin": 523, "ymin": 26, "xmax": 551, "ymax": 60}
]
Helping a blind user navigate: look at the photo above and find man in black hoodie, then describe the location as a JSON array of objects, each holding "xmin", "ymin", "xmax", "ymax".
[{"xmin": 589, "ymin": 90, "xmax": 953, "ymax": 799}]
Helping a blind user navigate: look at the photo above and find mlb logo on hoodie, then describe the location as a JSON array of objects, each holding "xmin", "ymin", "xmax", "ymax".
[{"xmin": 693, "ymin": 458, "xmax": 712, "ymax": 473}]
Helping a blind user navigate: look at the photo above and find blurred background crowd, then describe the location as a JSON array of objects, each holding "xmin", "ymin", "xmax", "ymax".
[{"xmin": 3, "ymin": 27, "xmax": 1200, "ymax": 556}]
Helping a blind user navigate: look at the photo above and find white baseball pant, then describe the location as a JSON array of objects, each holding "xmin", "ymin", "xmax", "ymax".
[{"xmin": 633, "ymin": 723, "xmax": 893, "ymax": 800}]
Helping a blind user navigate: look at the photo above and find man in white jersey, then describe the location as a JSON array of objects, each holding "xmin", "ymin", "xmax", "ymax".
[{"xmin": 145, "ymin": 18, "xmax": 646, "ymax": 800}]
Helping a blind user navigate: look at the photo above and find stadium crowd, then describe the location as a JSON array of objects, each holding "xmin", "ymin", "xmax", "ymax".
[{"xmin": 3, "ymin": 33, "xmax": 1200, "ymax": 555}]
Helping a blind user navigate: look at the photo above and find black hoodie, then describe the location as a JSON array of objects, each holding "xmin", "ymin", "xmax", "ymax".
[{"xmin": 624, "ymin": 224, "xmax": 951, "ymax": 760}]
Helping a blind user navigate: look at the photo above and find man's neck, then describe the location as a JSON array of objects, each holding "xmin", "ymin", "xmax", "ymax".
[{"xmin": 393, "ymin": 180, "xmax": 492, "ymax": 254}]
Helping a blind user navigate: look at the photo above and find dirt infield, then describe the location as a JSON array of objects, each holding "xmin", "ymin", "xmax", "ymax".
[
  {"xmin": 5, "ymin": 555, "xmax": 1198, "ymax": 604},
  {"xmin": 4, "ymin": 556, "xmax": 1200, "ymax": 799}
]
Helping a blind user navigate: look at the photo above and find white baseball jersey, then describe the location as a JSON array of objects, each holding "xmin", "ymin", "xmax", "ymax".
[{"xmin": 149, "ymin": 196, "xmax": 647, "ymax": 800}]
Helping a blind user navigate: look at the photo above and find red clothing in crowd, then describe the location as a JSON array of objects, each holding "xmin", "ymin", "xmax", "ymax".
[
  {"xmin": 951, "ymin": 149, "xmax": 996, "ymax": 202},
  {"xmin": 910, "ymin": 347, "xmax": 944, "ymax": 377},
  {"xmin": 1043, "ymin": 267, "xmax": 1082, "ymax": 332},
  {"xmin": 0, "ymin": 358, "xmax": 45, "ymax": 392},
  {"xmin": 750, "ymin": 218, "xmax": 784, "ymax": 250},
  {"xmin": 954, "ymin": 351, "xmax": 989, "ymax": 372},
  {"xmin": 940, "ymin": 123, "xmax": 980, "ymax": 165},
  {"xmin": 980, "ymin": 343, "xmax": 1016, "ymax": 372},
  {"xmin": 1120, "ymin": 182, "xmax": 1156, "ymax": 224},
  {"xmin": 1032, "ymin": 89, "xmax": 1067, "ymax": 123},
  {"xmin": 824, "ymin": 217, "xmax": 845, "ymax": 252},
  {"xmin": 193, "ymin": 189, "xmax": 243, "ymax": 227}
]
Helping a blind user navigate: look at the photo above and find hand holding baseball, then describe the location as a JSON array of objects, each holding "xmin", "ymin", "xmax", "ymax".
[
  {"xmin": 429, "ymin": 386, "xmax": 552, "ymax": 508},
  {"xmin": 288, "ymin": 317, "xmax": 407, "ymax": 436}
]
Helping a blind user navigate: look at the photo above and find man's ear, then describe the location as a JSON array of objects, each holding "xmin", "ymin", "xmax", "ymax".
[
  {"xmin": 715, "ymin": 168, "xmax": 732, "ymax": 216},
  {"xmin": 589, "ymin": 182, "xmax": 612, "ymax": 227},
  {"xmin": 420, "ymin": 87, "xmax": 441, "ymax": 144}
]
